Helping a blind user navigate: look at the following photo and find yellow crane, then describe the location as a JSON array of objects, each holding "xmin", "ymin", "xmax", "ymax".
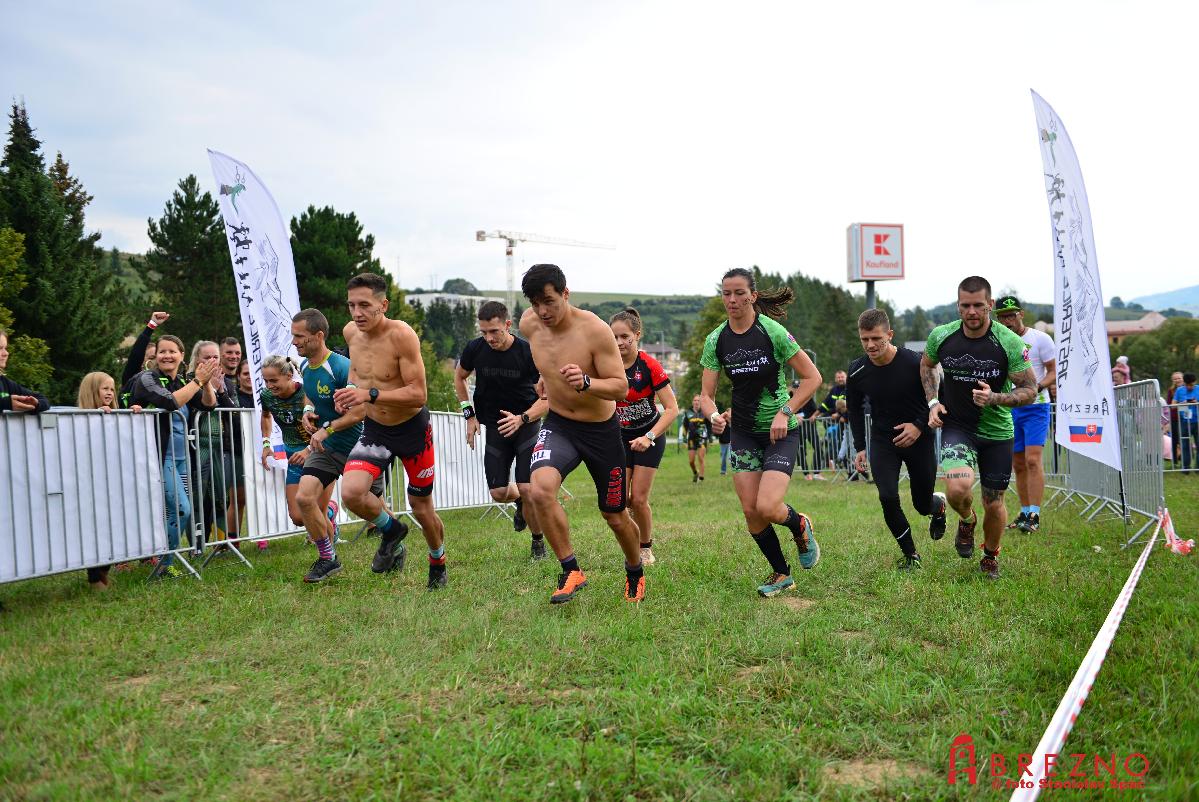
[{"xmin": 475, "ymin": 230, "xmax": 615, "ymax": 310}]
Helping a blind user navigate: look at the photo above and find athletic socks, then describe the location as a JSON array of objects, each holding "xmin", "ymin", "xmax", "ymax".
[
  {"xmin": 1021, "ymin": 505, "xmax": 1031, "ymax": 515},
  {"xmin": 640, "ymin": 538, "xmax": 653, "ymax": 549},
  {"xmin": 751, "ymin": 525, "xmax": 791, "ymax": 576},
  {"xmin": 560, "ymin": 554, "xmax": 580, "ymax": 575},
  {"xmin": 625, "ymin": 560, "xmax": 644, "ymax": 585},
  {"xmin": 373, "ymin": 510, "xmax": 403, "ymax": 537},
  {"xmin": 1029, "ymin": 505, "xmax": 1040, "ymax": 516},
  {"xmin": 314, "ymin": 536, "xmax": 335, "ymax": 561},
  {"xmin": 531, "ymin": 532, "xmax": 544, "ymax": 541},
  {"xmin": 983, "ymin": 546, "xmax": 1000, "ymax": 559},
  {"xmin": 428, "ymin": 544, "xmax": 446, "ymax": 567},
  {"xmin": 781, "ymin": 505, "xmax": 807, "ymax": 540}
]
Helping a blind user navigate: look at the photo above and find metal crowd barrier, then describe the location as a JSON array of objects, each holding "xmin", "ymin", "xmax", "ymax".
[
  {"xmin": 1, "ymin": 409, "xmax": 170, "ymax": 585},
  {"xmin": 1164, "ymin": 399, "xmax": 1198, "ymax": 474}
]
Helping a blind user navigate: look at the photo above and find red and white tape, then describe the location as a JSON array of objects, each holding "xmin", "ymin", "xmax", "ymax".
[{"xmin": 1009, "ymin": 513, "xmax": 1163, "ymax": 802}]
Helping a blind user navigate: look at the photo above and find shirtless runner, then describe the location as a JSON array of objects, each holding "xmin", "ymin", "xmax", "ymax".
[
  {"xmin": 519, "ymin": 264, "xmax": 646, "ymax": 604},
  {"xmin": 332, "ymin": 273, "xmax": 448, "ymax": 590}
]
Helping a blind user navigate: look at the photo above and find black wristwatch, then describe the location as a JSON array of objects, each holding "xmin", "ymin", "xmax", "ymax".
[
  {"xmin": 368, "ymin": 387, "xmax": 379, "ymax": 404},
  {"xmin": 520, "ymin": 412, "xmax": 531, "ymax": 424},
  {"xmin": 577, "ymin": 373, "xmax": 591, "ymax": 393}
]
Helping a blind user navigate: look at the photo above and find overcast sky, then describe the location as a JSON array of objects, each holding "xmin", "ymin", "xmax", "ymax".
[{"xmin": 2, "ymin": 0, "xmax": 1194, "ymax": 312}]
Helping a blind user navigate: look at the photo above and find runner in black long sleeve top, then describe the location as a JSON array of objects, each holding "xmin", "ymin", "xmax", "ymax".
[{"xmin": 846, "ymin": 312, "xmax": 946, "ymax": 568}]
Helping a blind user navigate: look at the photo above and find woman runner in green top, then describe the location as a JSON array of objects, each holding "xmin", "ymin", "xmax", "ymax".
[{"xmin": 699, "ymin": 268, "xmax": 824, "ymax": 597}]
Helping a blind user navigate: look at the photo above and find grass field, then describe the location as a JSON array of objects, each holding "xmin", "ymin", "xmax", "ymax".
[{"xmin": 2, "ymin": 453, "xmax": 1197, "ymax": 801}]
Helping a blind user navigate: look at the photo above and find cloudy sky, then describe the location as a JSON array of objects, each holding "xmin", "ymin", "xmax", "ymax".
[{"xmin": 2, "ymin": 0, "xmax": 1194, "ymax": 312}]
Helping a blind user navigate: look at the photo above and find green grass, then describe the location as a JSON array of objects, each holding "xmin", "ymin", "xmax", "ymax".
[{"xmin": 2, "ymin": 456, "xmax": 1197, "ymax": 801}]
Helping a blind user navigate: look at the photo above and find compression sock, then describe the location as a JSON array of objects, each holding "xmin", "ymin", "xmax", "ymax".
[
  {"xmin": 372, "ymin": 510, "xmax": 404, "ymax": 538},
  {"xmin": 314, "ymin": 535, "xmax": 335, "ymax": 561},
  {"xmin": 751, "ymin": 525, "xmax": 791, "ymax": 576},
  {"xmin": 781, "ymin": 505, "xmax": 809, "ymax": 541},
  {"xmin": 879, "ymin": 497, "xmax": 916, "ymax": 556}
]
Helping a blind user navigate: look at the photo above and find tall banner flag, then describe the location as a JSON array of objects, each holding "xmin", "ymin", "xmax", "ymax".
[
  {"xmin": 207, "ymin": 150, "xmax": 301, "ymax": 473},
  {"xmin": 1030, "ymin": 91, "xmax": 1121, "ymax": 471}
]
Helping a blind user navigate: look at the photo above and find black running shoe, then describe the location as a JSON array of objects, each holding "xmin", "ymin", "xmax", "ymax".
[
  {"xmin": 979, "ymin": 554, "xmax": 1000, "ymax": 580},
  {"xmin": 692, "ymin": 474, "xmax": 698, "ymax": 483},
  {"xmin": 371, "ymin": 521, "xmax": 409, "ymax": 574},
  {"xmin": 1021, "ymin": 512, "xmax": 1040, "ymax": 533},
  {"xmin": 427, "ymin": 563, "xmax": 447, "ymax": 590},
  {"xmin": 896, "ymin": 553, "xmax": 923, "ymax": 571},
  {"xmin": 929, "ymin": 492, "xmax": 947, "ymax": 541},
  {"xmin": 513, "ymin": 500, "xmax": 527, "ymax": 532},
  {"xmin": 1007, "ymin": 511, "xmax": 1028, "ymax": 531},
  {"xmin": 955, "ymin": 515, "xmax": 977, "ymax": 559},
  {"xmin": 303, "ymin": 557, "xmax": 342, "ymax": 583},
  {"xmin": 530, "ymin": 537, "xmax": 548, "ymax": 560}
]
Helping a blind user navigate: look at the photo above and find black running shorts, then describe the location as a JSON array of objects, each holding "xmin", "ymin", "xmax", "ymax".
[
  {"xmin": 940, "ymin": 426, "xmax": 1013, "ymax": 491},
  {"xmin": 531, "ymin": 411, "xmax": 627, "ymax": 513},
  {"xmin": 483, "ymin": 420, "xmax": 541, "ymax": 489},
  {"xmin": 345, "ymin": 407, "xmax": 436, "ymax": 497},
  {"xmin": 623, "ymin": 431, "xmax": 665, "ymax": 469},
  {"xmin": 728, "ymin": 426, "xmax": 802, "ymax": 475}
]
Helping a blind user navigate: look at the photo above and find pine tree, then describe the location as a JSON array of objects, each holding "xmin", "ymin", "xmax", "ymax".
[
  {"xmin": 145, "ymin": 175, "xmax": 239, "ymax": 348},
  {"xmin": 0, "ymin": 103, "xmax": 124, "ymax": 400}
]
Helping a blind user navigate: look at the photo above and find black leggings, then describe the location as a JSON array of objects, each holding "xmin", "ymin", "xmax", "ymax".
[{"xmin": 869, "ymin": 435, "xmax": 937, "ymax": 537}]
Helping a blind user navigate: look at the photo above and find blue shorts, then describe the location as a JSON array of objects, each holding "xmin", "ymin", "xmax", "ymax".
[
  {"xmin": 1011, "ymin": 403, "xmax": 1050, "ymax": 454},
  {"xmin": 284, "ymin": 444, "xmax": 306, "ymax": 485}
]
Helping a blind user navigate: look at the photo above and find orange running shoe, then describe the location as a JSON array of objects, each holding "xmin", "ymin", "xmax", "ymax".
[
  {"xmin": 550, "ymin": 569, "xmax": 588, "ymax": 604},
  {"xmin": 624, "ymin": 574, "xmax": 646, "ymax": 603}
]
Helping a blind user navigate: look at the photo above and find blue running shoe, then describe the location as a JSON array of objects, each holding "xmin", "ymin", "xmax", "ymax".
[
  {"xmin": 794, "ymin": 513, "xmax": 820, "ymax": 570},
  {"xmin": 757, "ymin": 572, "xmax": 796, "ymax": 597}
]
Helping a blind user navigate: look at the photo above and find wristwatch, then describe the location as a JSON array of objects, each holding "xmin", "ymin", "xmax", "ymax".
[
  {"xmin": 645, "ymin": 431, "xmax": 657, "ymax": 443},
  {"xmin": 324, "ymin": 424, "xmax": 336, "ymax": 436},
  {"xmin": 368, "ymin": 387, "xmax": 379, "ymax": 404},
  {"xmin": 577, "ymin": 373, "xmax": 592, "ymax": 393},
  {"xmin": 520, "ymin": 412, "xmax": 531, "ymax": 424},
  {"xmin": 779, "ymin": 405, "xmax": 796, "ymax": 419}
]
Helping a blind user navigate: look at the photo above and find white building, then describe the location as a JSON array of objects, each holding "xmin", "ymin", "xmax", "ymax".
[{"xmin": 405, "ymin": 293, "xmax": 505, "ymax": 312}]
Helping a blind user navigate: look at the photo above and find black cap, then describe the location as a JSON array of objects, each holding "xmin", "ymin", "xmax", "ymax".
[{"xmin": 995, "ymin": 295, "xmax": 1022, "ymax": 313}]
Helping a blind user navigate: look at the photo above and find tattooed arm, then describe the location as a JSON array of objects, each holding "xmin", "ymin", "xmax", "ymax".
[
  {"xmin": 920, "ymin": 354, "xmax": 946, "ymax": 428},
  {"xmin": 973, "ymin": 367, "xmax": 1038, "ymax": 408}
]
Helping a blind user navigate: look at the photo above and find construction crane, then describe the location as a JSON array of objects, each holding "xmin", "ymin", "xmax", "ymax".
[{"xmin": 475, "ymin": 230, "xmax": 615, "ymax": 310}]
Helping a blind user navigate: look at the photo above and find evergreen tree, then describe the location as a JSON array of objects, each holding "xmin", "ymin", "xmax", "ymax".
[
  {"xmin": 144, "ymin": 175, "xmax": 238, "ymax": 348},
  {"xmin": 0, "ymin": 103, "xmax": 124, "ymax": 400},
  {"xmin": 289, "ymin": 204, "xmax": 382, "ymax": 346},
  {"xmin": 905, "ymin": 306, "xmax": 930, "ymax": 344},
  {"xmin": 441, "ymin": 277, "xmax": 479, "ymax": 295}
]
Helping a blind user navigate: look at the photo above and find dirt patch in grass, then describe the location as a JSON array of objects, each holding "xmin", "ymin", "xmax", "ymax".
[
  {"xmin": 108, "ymin": 675, "xmax": 154, "ymax": 692},
  {"xmin": 824, "ymin": 758, "xmax": 925, "ymax": 787},
  {"xmin": 835, "ymin": 630, "xmax": 867, "ymax": 641},
  {"xmin": 920, "ymin": 639, "xmax": 942, "ymax": 651},
  {"xmin": 780, "ymin": 596, "xmax": 816, "ymax": 612},
  {"xmin": 734, "ymin": 665, "xmax": 765, "ymax": 681}
]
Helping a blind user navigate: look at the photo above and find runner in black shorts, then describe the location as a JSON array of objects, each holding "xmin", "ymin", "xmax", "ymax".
[
  {"xmin": 611, "ymin": 307, "xmax": 678, "ymax": 566},
  {"xmin": 519, "ymin": 264, "xmax": 646, "ymax": 604},
  {"xmin": 683, "ymin": 397, "xmax": 710, "ymax": 481},
  {"xmin": 699, "ymin": 268, "xmax": 823, "ymax": 598},
  {"xmin": 922, "ymin": 276, "xmax": 1037, "ymax": 580},
  {"xmin": 847, "ymin": 309, "xmax": 947, "ymax": 571},
  {"xmin": 455, "ymin": 301, "xmax": 549, "ymax": 559}
]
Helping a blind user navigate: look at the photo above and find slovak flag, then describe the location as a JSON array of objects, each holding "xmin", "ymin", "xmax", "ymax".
[
  {"xmin": 273, "ymin": 443, "xmax": 287, "ymax": 460},
  {"xmin": 1069, "ymin": 424, "xmax": 1103, "ymax": 443}
]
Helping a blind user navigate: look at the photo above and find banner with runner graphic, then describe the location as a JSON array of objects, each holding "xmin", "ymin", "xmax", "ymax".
[
  {"xmin": 207, "ymin": 150, "xmax": 302, "ymax": 478},
  {"xmin": 1030, "ymin": 91, "xmax": 1121, "ymax": 471}
]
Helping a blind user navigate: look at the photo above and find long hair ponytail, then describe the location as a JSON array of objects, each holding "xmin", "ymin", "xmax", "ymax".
[{"xmin": 722, "ymin": 268, "xmax": 794, "ymax": 320}]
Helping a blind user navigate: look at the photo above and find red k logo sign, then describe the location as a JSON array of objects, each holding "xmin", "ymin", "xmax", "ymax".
[
  {"xmin": 947, "ymin": 733, "xmax": 978, "ymax": 785},
  {"xmin": 873, "ymin": 233, "xmax": 891, "ymax": 256}
]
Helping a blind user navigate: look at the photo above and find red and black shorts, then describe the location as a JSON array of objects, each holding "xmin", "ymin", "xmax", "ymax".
[
  {"xmin": 531, "ymin": 411, "xmax": 627, "ymax": 513},
  {"xmin": 345, "ymin": 406, "xmax": 435, "ymax": 497}
]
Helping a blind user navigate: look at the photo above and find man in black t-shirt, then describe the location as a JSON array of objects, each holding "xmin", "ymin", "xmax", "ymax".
[
  {"xmin": 455, "ymin": 301, "xmax": 549, "ymax": 559},
  {"xmin": 683, "ymin": 396, "xmax": 710, "ymax": 482},
  {"xmin": 847, "ymin": 309, "xmax": 947, "ymax": 570}
]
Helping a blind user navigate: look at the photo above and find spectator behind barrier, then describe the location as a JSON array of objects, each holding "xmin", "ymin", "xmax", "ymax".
[
  {"xmin": 188, "ymin": 341, "xmax": 237, "ymax": 548},
  {"xmin": 0, "ymin": 328, "xmax": 51, "ymax": 414},
  {"xmin": 76, "ymin": 371, "xmax": 119, "ymax": 589},
  {"xmin": 128, "ymin": 334, "xmax": 220, "ymax": 579}
]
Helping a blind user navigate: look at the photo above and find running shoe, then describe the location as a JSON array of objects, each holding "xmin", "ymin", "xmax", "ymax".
[
  {"xmin": 427, "ymin": 564, "xmax": 448, "ymax": 591},
  {"xmin": 794, "ymin": 513, "xmax": 820, "ymax": 570},
  {"xmin": 257, "ymin": 540, "xmax": 268, "ymax": 551},
  {"xmin": 624, "ymin": 574, "xmax": 646, "ymax": 603},
  {"xmin": 147, "ymin": 562, "xmax": 182, "ymax": 582},
  {"xmin": 639, "ymin": 547, "xmax": 656, "ymax": 566},
  {"xmin": 929, "ymin": 492, "xmax": 948, "ymax": 540},
  {"xmin": 371, "ymin": 520, "xmax": 409, "ymax": 573},
  {"xmin": 530, "ymin": 537, "xmax": 548, "ymax": 561},
  {"xmin": 1007, "ymin": 511, "xmax": 1028, "ymax": 531},
  {"xmin": 303, "ymin": 557, "xmax": 342, "ymax": 583},
  {"xmin": 896, "ymin": 553, "xmax": 923, "ymax": 571},
  {"xmin": 955, "ymin": 515, "xmax": 977, "ymax": 559},
  {"xmin": 979, "ymin": 554, "xmax": 1000, "ymax": 580},
  {"xmin": 692, "ymin": 474, "xmax": 698, "ymax": 483},
  {"xmin": 513, "ymin": 501, "xmax": 527, "ymax": 532},
  {"xmin": 550, "ymin": 569, "xmax": 588, "ymax": 604},
  {"xmin": 757, "ymin": 572, "xmax": 795, "ymax": 597},
  {"xmin": 1021, "ymin": 512, "xmax": 1041, "ymax": 533}
]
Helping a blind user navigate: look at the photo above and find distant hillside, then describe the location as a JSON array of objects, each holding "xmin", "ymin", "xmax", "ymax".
[{"xmin": 1131, "ymin": 284, "xmax": 1199, "ymax": 315}]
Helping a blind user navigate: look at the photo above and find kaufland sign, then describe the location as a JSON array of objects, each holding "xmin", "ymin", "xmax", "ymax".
[{"xmin": 847, "ymin": 223, "xmax": 904, "ymax": 282}]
